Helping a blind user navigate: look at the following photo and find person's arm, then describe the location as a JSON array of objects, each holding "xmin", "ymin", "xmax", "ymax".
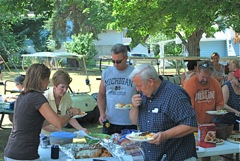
[
  {"xmin": 97, "ymin": 79, "xmax": 107, "ymax": 125},
  {"xmin": 68, "ymin": 118, "xmax": 87, "ymax": 131},
  {"xmin": 149, "ymin": 124, "xmax": 197, "ymax": 145},
  {"xmin": 214, "ymin": 79, "xmax": 224, "ymax": 110},
  {"xmin": 129, "ymin": 107, "xmax": 139, "ymax": 125},
  {"xmin": 222, "ymin": 85, "xmax": 240, "ymax": 114},
  {"xmin": 183, "ymin": 80, "xmax": 195, "ymax": 108},
  {"xmin": 39, "ymin": 102, "xmax": 72, "ymax": 129},
  {"xmin": 129, "ymin": 94, "xmax": 141, "ymax": 125},
  {"xmin": 42, "ymin": 124, "xmax": 61, "ymax": 132}
]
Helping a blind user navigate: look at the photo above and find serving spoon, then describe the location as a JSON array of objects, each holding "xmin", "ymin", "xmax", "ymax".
[{"xmin": 74, "ymin": 130, "xmax": 100, "ymax": 140}]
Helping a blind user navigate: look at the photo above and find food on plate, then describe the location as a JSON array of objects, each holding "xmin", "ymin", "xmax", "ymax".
[
  {"xmin": 206, "ymin": 110, "xmax": 228, "ymax": 115},
  {"xmin": 72, "ymin": 112, "xmax": 87, "ymax": 119},
  {"xmin": 79, "ymin": 111, "xmax": 86, "ymax": 115},
  {"xmin": 214, "ymin": 138, "xmax": 224, "ymax": 145},
  {"xmin": 115, "ymin": 103, "xmax": 132, "ymax": 109},
  {"xmin": 127, "ymin": 132, "xmax": 155, "ymax": 141},
  {"xmin": 227, "ymin": 135, "xmax": 240, "ymax": 143},
  {"xmin": 115, "ymin": 103, "xmax": 124, "ymax": 108}
]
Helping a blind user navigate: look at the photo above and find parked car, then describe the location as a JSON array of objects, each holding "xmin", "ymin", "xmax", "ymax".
[
  {"xmin": 127, "ymin": 52, "xmax": 156, "ymax": 66},
  {"xmin": 128, "ymin": 52, "xmax": 150, "ymax": 58}
]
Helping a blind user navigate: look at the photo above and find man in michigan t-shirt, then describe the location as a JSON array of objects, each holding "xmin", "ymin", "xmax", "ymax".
[{"xmin": 184, "ymin": 60, "xmax": 224, "ymax": 125}]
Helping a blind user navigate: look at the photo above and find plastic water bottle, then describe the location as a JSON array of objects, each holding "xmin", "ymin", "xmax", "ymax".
[{"xmin": 40, "ymin": 134, "xmax": 48, "ymax": 149}]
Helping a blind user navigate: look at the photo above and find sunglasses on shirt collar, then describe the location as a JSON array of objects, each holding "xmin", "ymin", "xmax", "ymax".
[{"xmin": 112, "ymin": 57, "xmax": 125, "ymax": 64}]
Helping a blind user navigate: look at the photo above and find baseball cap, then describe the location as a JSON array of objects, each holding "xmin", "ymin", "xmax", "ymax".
[{"xmin": 233, "ymin": 68, "xmax": 240, "ymax": 81}]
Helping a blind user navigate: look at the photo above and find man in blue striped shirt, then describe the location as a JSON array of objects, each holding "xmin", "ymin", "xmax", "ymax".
[{"xmin": 129, "ymin": 64, "xmax": 198, "ymax": 161}]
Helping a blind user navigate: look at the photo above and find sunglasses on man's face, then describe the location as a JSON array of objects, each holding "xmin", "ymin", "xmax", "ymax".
[
  {"xmin": 199, "ymin": 63, "xmax": 214, "ymax": 70},
  {"xmin": 112, "ymin": 57, "xmax": 125, "ymax": 64}
]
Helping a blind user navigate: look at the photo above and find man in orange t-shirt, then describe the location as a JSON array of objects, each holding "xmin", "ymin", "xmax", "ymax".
[{"xmin": 184, "ymin": 60, "xmax": 224, "ymax": 125}]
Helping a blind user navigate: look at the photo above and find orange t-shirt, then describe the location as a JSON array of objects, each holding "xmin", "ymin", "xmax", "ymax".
[{"xmin": 184, "ymin": 75, "xmax": 224, "ymax": 124}]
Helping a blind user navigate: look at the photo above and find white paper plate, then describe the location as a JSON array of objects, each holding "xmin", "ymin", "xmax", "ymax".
[
  {"xmin": 115, "ymin": 106, "xmax": 131, "ymax": 110},
  {"xmin": 126, "ymin": 132, "xmax": 154, "ymax": 142},
  {"xmin": 206, "ymin": 110, "xmax": 228, "ymax": 115},
  {"xmin": 196, "ymin": 146, "xmax": 205, "ymax": 152},
  {"xmin": 72, "ymin": 113, "xmax": 87, "ymax": 119},
  {"xmin": 215, "ymin": 138, "xmax": 224, "ymax": 145},
  {"xmin": 227, "ymin": 135, "xmax": 240, "ymax": 144}
]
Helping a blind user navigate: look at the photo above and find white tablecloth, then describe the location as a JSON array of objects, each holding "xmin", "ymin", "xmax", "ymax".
[
  {"xmin": 38, "ymin": 146, "xmax": 140, "ymax": 161},
  {"xmin": 197, "ymin": 140, "xmax": 240, "ymax": 158}
]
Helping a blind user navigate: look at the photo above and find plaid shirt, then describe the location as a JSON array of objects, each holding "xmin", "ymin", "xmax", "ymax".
[{"xmin": 138, "ymin": 78, "xmax": 198, "ymax": 161}]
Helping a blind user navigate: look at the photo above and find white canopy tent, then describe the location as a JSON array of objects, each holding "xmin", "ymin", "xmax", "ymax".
[{"xmin": 21, "ymin": 52, "xmax": 86, "ymax": 73}]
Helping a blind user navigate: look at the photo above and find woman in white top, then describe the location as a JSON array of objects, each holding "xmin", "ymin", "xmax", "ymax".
[
  {"xmin": 181, "ymin": 60, "xmax": 198, "ymax": 87},
  {"xmin": 211, "ymin": 52, "xmax": 225, "ymax": 85}
]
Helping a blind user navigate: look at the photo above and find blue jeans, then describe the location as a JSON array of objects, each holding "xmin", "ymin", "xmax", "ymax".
[{"xmin": 4, "ymin": 156, "xmax": 42, "ymax": 161}]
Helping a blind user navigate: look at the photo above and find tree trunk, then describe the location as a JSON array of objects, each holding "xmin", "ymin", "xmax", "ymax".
[{"xmin": 185, "ymin": 30, "xmax": 204, "ymax": 57}]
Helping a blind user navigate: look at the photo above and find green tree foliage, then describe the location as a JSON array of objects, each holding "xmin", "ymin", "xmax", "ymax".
[
  {"xmin": 0, "ymin": 0, "xmax": 52, "ymax": 62},
  {"xmin": 106, "ymin": 0, "xmax": 240, "ymax": 56},
  {"xmin": 12, "ymin": 17, "xmax": 50, "ymax": 52},
  {"xmin": 64, "ymin": 33, "xmax": 97, "ymax": 60},
  {"xmin": 46, "ymin": 0, "xmax": 114, "ymax": 43}
]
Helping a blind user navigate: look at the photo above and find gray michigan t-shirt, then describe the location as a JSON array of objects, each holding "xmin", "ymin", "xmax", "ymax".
[{"xmin": 102, "ymin": 65, "xmax": 137, "ymax": 125}]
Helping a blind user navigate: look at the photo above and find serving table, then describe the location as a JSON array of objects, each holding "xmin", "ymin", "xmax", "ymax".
[
  {"xmin": 39, "ymin": 146, "xmax": 140, "ymax": 161},
  {"xmin": 39, "ymin": 140, "xmax": 239, "ymax": 161},
  {"xmin": 197, "ymin": 140, "xmax": 239, "ymax": 160}
]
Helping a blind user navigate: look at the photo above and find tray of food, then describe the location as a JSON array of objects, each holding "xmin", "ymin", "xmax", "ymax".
[
  {"xmin": 126, "ymin": 132, "xmax": 155, "ymax": 142},
  {"xmin": 115, "ymin": 103, "xmax": 132, "ymax": 110},
  {"xmin": 59, "ymin": 143, "xmax": 112, "ymax": 159}
]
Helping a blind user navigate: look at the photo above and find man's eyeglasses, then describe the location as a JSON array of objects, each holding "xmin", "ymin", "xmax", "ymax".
[{"xmin": 112, "ymin": 57, "xmax": 125, "ymax": 64}]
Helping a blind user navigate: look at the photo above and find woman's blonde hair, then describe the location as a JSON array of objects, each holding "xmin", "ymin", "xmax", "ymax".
[
  {"xmin": 52, "ymin": 70, "xmax": 72, "ymax": 86},
  {"xmin": 229, "ymin": 59, "xmax": 240, "ymax": 68},
  {"xmin": 24, "ymin": 64, "xmax": 51, "ymax": 93}
]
